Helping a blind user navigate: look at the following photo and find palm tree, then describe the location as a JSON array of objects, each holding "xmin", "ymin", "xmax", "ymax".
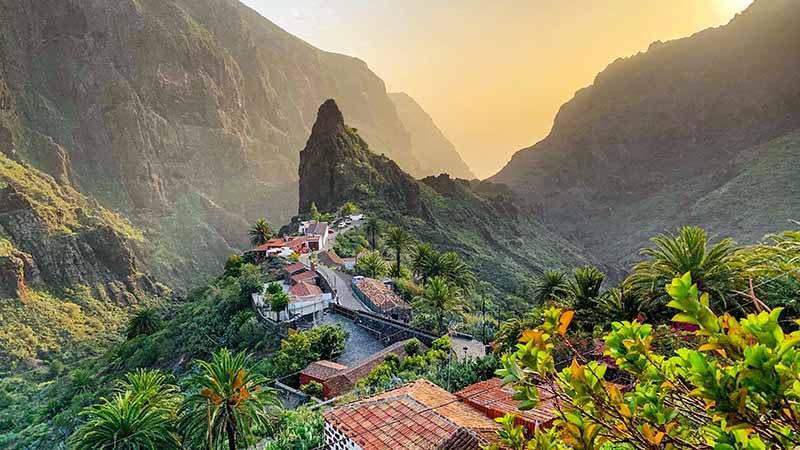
[
  {"xmin": 414, "ymin": 276, "xmax": 465, "ymax": 335},
  {"xmin": 412, "ymin": 243, "xmax": 436, "ymax": 283},
  {"xmin": 126, "ymin": 308, "xmax": 162, "ymax": 339},
  {"xmin": 355, "ymin": 251, "xmax": 389, "ymax": 278},
  {"xmin": 384, "ymin": 227, "xmax": 414, "ymax": 276},
  {"xmin": 597, "ymin": 286, "xmax": 652, "ymax": 324},
  {"xmin": 411, "ymin": 244, "xmax": 475, "ymax": 290},
  {"xmin": 531, "ymin": 270, "xmax": 569, "ymax": 306},
  {"xmin": 626, "ymin": 226, "xmax": 739, "ymax": 313},
  {"xmin": 180, "ymin": 349, "xmax": 280, "ymax": 450},
  {"xmin": 71, "ymin": 370, "xmax": 181, "ymax": 450},
  {"xmin": 568, "ymin": 266, "xmax": 606, "ymax": 311},
  {"xmin": 248, "ymin": 219, "xmax": 274, "ymax": 247},
  {"xmin": 364, "ymin": 217, "xmax": 381, "ymax": 249}
]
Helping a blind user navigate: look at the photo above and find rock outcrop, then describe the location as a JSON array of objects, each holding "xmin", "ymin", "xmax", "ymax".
[
  {"xmin": 491, "ymin": 0, "xmax": 800, "ymax": 265},
  {"xmin": 389, "ymin": 92, "xmax": 475, "ymax": 179},
  {"xmin": 0, "ymin": 154, "xmax": 160, "ymax": 303},
  {"xmin": 298, "ymin": 100, "xmax": 593, "ymax": 292},
  {"xmin": 299, "ymin": 100, "xmax": 422, "ymax": 214}
]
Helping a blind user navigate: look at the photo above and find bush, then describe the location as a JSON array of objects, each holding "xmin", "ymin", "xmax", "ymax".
[
  {"xmin": 403, "ymin": 338, "xmax": 423, "ymax": 356},
  {"xmin": 299, "ymin": 381, "xmax": 323, "ymax": 398}
]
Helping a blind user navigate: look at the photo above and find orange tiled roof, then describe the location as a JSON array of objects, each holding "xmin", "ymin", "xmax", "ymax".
[
  {"xmin": 367, "ymin": 379, "xmax": 501, "ymax": 438},
  {"xmin": 289, "ymin": 282, "xmax": 323, "ymax": 297},
  {"xmin": 285, "ymin": 262, "xmax": 307, "ymax": 274},
  {"xmin": 324, "ymin": 395, "xmax": 484, "ymax": 450},
  {"xmin": 291, "ymin": 271, "xmax": 319, "ymax": 284},
  {"xmin": 354, "ymin": 278, "xmax": 410, "ymax": 311},
  {"xmin": 300, "ymin": 360, "xmax": 348, "ymax": 380},
  {"xmin": 455, "ymin": 378, "xmax": 559, "ymax": 431}
]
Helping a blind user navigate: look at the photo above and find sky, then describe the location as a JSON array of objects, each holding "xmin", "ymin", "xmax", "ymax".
[{"xmin": 241, "ymin": 0, "xmax": 754, "ymax": 178}]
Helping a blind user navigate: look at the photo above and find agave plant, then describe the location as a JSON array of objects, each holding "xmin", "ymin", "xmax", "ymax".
[{"xmin": 180, "ymin": 349, "xmax": 280, "ymax": 450}]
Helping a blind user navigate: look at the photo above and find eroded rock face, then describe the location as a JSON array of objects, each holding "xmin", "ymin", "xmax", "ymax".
[
  {"xmin": 0, "ymin": 156, "xmax": 159, "ymax": 302},
  {"xmin": 298, "ymin": 100, "xmax": 421, "ymax": 214},
  {"xmin": 0, "ymin": 0, "xmax": 427, "ymax": 283},
  {"xmin": 491, "ymin": 0, "xmax": 800, "ymax": 264}
]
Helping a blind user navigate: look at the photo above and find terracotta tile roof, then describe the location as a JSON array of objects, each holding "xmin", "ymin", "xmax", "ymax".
[
  {"xmin": 318, "ymin": 250, "xmax": 344, "ymax": 266},
  {"xmin": 455, "ymin": 378, "xmax": 559, "ymax": 432},
  {"xmin": 285, "ymin": 262, "xmax": 306, "ymax": 274},
  {"xmin": 322, "ymin": 340, "xmax": 410, "ymax": 398},
  {"xmin": 367, "ymin": 380, "xmax": 501, "ymax": 438},
  {"xmin": 289, "ymin": 282, "xmax": 322, "ymax": 297},
  {"xmin": 324, "ymin": 395, "xmax": 483, "ymax": 450},
  {"xmin": 354, "ymin": 278, "xmax": 411, "ymax": 312},
  {"xmin": 300, "ymin": 360, "xmax": 348, "ymax": 380},
  {"xmin": 291, "ymin": 270, "xmax": 319, "ymax": 284},
  {"xmin": 305, "ymin": 221, "xmax": 329, "ymax": 235}
]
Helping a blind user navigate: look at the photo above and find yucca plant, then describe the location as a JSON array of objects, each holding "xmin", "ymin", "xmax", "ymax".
[{"xmin": 179, "ymin": 349, "xmax": 280, "ymax": 450}]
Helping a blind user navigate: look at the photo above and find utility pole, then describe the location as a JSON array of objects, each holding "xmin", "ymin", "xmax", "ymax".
[{"xmin": 481, "ymin": 294, "xmax": 487, "ymax": 345}]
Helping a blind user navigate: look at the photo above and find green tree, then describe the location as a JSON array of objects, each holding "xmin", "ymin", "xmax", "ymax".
[
  {"xmin": 412, "ymin": 244, "xmax": 476, "ymax": 291},
  {"xmin": 566, "ymin": 266, "xmax": 607, "ymax": 328},
  {"xmin": 338, "ymin": 202, "xmax": 359, "ymax": 217},
  {"xmin": 627, "ymin": 226, "xmax": 740, "ymax": 316},
  {"xmin": 364, "ymin": 217, "xmax": 381, "ymax": 249},
  {"xmin": 414, "ymin": 276, "xmax": 465, "ymax": 335},
  {"xmin": 531, "ymin": 270, "xmax": 570, "ymax": 306},
  {"xmin": 248, "ymin": 219, "xmax": 274, "ymax": 247},
  {"xmin": 384, "ymin": 226, "xmax": 414, "ymax": 276},
  {"xmin": 237, "ymin": 264, "xmax": 264, "ymax": 310},
  {"xmin": 270, "ymin": 292, "xmax": 289, "ymax": 322},
  {"xmin": 71, "ymin": 370, "xmax": 181, "ymax": 450},
  {"xmin": 355, "ymin": 251, "xmax": 389, "ymax": 278},
  {"xmin": 309, "ymin": 202, "xmax": 321, "ymax": 221},
  {"xmin": 490, "ymin": 272, "xmax": 800, "ymax": 450},
  {"xmin": 180, "ymin": 349, "xmax": 280, "ymax": 450},
  {"xmin": 126, "ymin": 307, "xmax": 163, "ymax": 339}
]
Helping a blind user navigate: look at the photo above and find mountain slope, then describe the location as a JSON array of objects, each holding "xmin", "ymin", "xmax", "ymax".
[
  {"xmin": 299, "ymin": 100, "xmax": 592, "ymax": 292},
  {"xmin": 0, "ymin": 152, "xmax": 164, "ymax": 368},
  {"xmin": 491, "ymin": 0, "xmax": 800, "ymax": 265},
  {"xmin": 389, "ymin": 92, "xmax": 475, "ymax": 179},
  {"xmin": 0, "ymin": 0, "xmax": 426, "ymax": 286}
]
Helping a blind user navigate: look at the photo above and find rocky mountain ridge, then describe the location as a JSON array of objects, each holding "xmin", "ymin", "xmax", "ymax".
[
  {"xmin": 299, "ymin": 99, "xmax": 592, "ymax": 291},
  {"xmin": 0, "ymin": 0, "xmax": 472, "ymax": 287},
  {"xmin": 491, "ymin": 0, "xmax": 800, "ymax": 265}
]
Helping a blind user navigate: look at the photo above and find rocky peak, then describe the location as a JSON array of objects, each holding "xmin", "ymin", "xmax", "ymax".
[
  {"xmin": 309, "ymin": 99, "xmax": 347, "ymax": 142},
  {"xmin": 298, "ymin": 100, "xmax": 421, "ymax": 214}
]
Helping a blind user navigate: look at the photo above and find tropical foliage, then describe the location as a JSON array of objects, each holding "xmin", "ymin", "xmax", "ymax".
[
  {"xmin": 180, "ymin": 349, "xmax": 280, "ymax": 450},
  {"xmin": 248, "ymin": 219, "xmax": 274, "ymax": 247},
  {"xmin": 489, "ymin": 272, "xmax": 800, "ymax": 450},
  {"xmin": 384, "ymin": 226, "xmax": 414, "ymax": 276},
  {"xmin": 355, "ymin": 250, "xmax": 389, "ymax": 278},
  {"xmin": 413, "ymin": 276, "xmax": 466, "ymax": 334}
]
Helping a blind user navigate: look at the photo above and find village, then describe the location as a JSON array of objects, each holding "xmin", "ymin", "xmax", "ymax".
[{"xmin": 242, "ymin": 212, "xmax": 559, "ymax": 449}]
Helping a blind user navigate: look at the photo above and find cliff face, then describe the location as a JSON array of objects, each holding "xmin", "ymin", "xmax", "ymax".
[
  {"xmin": 298, "ymin": 100, "xmax": 421, "ymax": 215},
  {"xmin": 299, "ymin": 100, "xmax": 592, "ymax": 292},
  {"xmin": 0, "ymin": 153, "xmax": 159, "ymax": 302},
  {"xmin": 491, "ymin": 0, "xmax": 800, "ymax": 264},
  {"xmin": 389, "ymin": 92, "xmax": 475, "ymax": 179},
  {"xmin": 0, "ymin": 0, "xmax": 427, "ymax": 285}
]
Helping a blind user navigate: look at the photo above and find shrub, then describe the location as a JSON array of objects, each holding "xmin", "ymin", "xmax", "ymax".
[{"xmin": 299, "ymin": 381, "xmax": 323, "ymax": 398}]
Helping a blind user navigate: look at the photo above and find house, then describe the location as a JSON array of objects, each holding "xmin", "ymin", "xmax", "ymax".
[
  {"xmin": 299, "ymin": 220, "xmax": 330, "ymax": 251},
  {"xmin": 299, "ymin": 339, "xmax": 410, "ymax": 399},
  {"xmin": 455, "ymin": 378, "xmax": 560, "ymax": 435},
  {"xmin": 247, "ymin": 236, "xmax": 311, "ymax": 261},
  {"xmin": 290, "ymin": 270, "xmax": 320, "ymax": 285},
  {"xmin": 319, "ymin": 250, "xmax": 356, "ymax": 271},
  {"xmin": 352, "ymin": 277, "xmax": 412, "ymax": 322},
  {"xmin": 322, "ymin": 379, "xmax": 501, "ymax": 450},
  {"xmin": 285, "ymin": 262, "xmax": 307, "ymax": 276}
]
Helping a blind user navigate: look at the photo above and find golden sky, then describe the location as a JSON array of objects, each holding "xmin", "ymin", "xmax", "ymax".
[{"xmin": 247, "ymin": 0, "xmax": 754, "ymax": 178}]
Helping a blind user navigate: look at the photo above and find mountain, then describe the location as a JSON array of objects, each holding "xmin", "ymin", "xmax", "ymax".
[
  {"xmin": 491, "ymin": 0, "xmax": 800, "ymax": 266},
  {"xmin": 0, "ymin": 0, "xmax": 430, "ymax": 286},
  {"xmin": 0, "ymin": 151, "xmax": 165, "ymax": 367},
  {"xmin": 299, "ymin": 99, "xmax": 591, "ymax": 292},
  {"xmin": 389, "ymin": 92, "xmax": 475, "ymax": 179}
]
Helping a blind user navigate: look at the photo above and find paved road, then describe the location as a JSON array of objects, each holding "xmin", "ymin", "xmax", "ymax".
[{"xmin": 316, "ymin": 264, "xmax": 367, "ymax": 312}]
